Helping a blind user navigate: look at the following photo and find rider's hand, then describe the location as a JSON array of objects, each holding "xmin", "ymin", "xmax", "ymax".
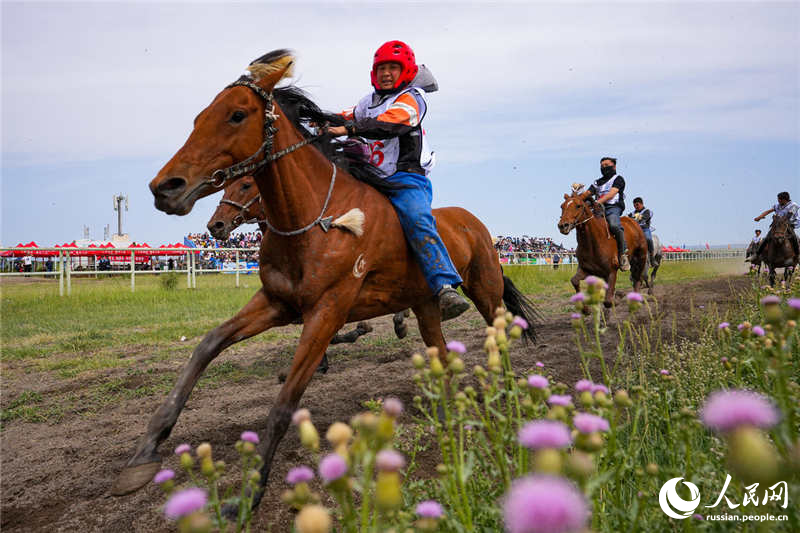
[
  {"xmin": 754, "ymin": 216, "xmax": 761, "ymax": 221},
  {"xmin": 327, "ymin": 126, "xmax": 348, "ymax": 136}
]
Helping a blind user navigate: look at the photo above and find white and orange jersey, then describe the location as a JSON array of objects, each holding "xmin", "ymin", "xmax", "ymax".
[{"xmin": 342, "ymin": 87, "xmax": 435, "ymax": 177}]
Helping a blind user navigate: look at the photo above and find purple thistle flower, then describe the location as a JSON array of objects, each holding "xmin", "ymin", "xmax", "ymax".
[
  {"xmin": 547, "ymin": 394, "xmax": 573, "ymax": 407},
  {"xmin": 626, "ymin": 292, "xmax": 643, "ymax": 303},
  {"xmin": 319, "ymin": 453, "xmax": 348, "ymax": 482},
  {"xmin": 718, "ymin": 322, "xmax": 730, "ymax": 330},
  {"xmin": 788, "ymin": 298, "xmax": 800, "ymax": 310},
  {"xmin": 536, "ymin": 361, "xmax": 545, "ymax": 368},
  {"xmin": 292, "ymin": 408, "xmax": 311, "ymax": 425},
  {"xmin": 569, "ymin": 293, "xmax": 586, "ymax": 303},
  {"xmin": 286, "ymin": 465, "xmax": 314, "ymax": 485},
  {"xmin": 446, "ymin": 340, "xmax": 467, "ymax": 354},
  {"xmin": 760, "ymin": 295, "xmax": 780, "ymax": 306},
  {"xmin": 376, "ymin": 449, "xmax": 406, "ymax": 472},
  {"xmin": 693, "ymin": 514, "xmax": 705, "ymax": 520},
  {"xmin": 659, "ymin": 369, "xmax": 670, "ymax": 376},
  {"xmin": 240, "ymin": 431, "xmax": 259, "ymax": 444},
  {"xmin": 573, "ymin": 413, "xmax": 610, "ymax": 434},
  {"xmin": 575, "ymin": 380, "xmax": 593, "ymax": 392},
  {"xmin": 752, "ymin": 325, "xmax": 766, "ymax": 336},
  {"xmin": 570, "ymin": 313, "xmax": 582, "ymax": 320},
  {"xmin": 720, "ymin": 356, "xmax": 729, "ymax": 363},
  {"xmin": 518, "ymin": 420, "xmax": 572, "ymax": 450},
  {"xmin": 164, "ymin": 487, "xmax": 207, "ymax": 519},
  {"xmin": 590, "ymin": 383, "xmax": 609, "ymax": 394},
  {"xmin": 416, "ymin": 500, "xmax": 444, "ymax": 519},
  {"xmin": 153, "ymin": 469, "xmax": 175, "ymax": 484},
  {"xmin": 383, "ymin": 397, "xmax": 404, "ymax": 417},
  {"xmin": 503, "ymin": 475, "xmax": 589, "ymax": 533},
  {"xmin": 174, "ymin": 443, "xmax": 191, "ymax": 455},
  {"xmin": 584, "ymin": 276, "xmax": 602, "ymax": 287},
  {"xmin": 700, "ymin": 389, "xmax": 780, "ymax": 432},
  {"xmin": 527, "ymin": 375, "xmax": 549, "ymax": 389},
  {"xmin": 512, "ymin": 317, "xmax": 529, "ymax": 330}
]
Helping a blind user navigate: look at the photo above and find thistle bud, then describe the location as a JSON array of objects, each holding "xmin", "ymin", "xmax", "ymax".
[
  {"xmin": 645, "ymin": 463, "xmax": 659, "ymax": 476},
  {"xmin": 201, "ymin": 456, "xmax": 215, "ymax": 477},
  {"xmin": 325, "ymin": 422, "xmax": 353, "ymax": 447},
  {"xmin": 425, "ymin": 347, "xmax": 439, "ymax": 359},
  {"xmin": 295, "ymin": 505, "xmax": 332, "ymax": 533},
  {"xmin": 180, "ymin": 452, "xmax": 194, "ymax": 470},
  {"xmin": 575, "ymin": 432, "xmax": 603, "ymax": 452},
  {"xmin": 242, "ymin": 441, "xmax": 257, "ymax": 455},
  {"xmin": 375, "ymin": 471, "xmax": 402, "ymax": 510},
  {"xmin": 430, "ymin": 356, "xmax": 445, "ymax": 377},
  {"xmin": 196, "ymin": 442, "xmax": 212, "ymax": 460},
  {"xmin": 727, "ymin": 426, "xmax": 779, "ymax": 485},
  {"xmin": 411, "ymin": 353, "xmax": 425, "ymax": 369},
  {"xmin": 579, "ymin": 391, "xmax": 594, "ymax": 407},
  {"xmin": 493, "ymin": 316, "xmax": 508, "ymax": 330},
  {"xmin": 299, "ymin": 420, "xmax": 320, "ymax": 451},
  {"xmin": 533, "ymin": 449, "xmax": 563, "ymax": 475},
  {"xmin": 614, "ymin": 390, "xmax": 632, "ymax": 407},
  {"xmin": 449, "ymin": 358, "xmax": 464, "ymax": 374},
  {"xmin": 565, "ymin": 450, "xmax": 595, "ymax": 480},
  {"xmin": 180, "ymin": 511, "xmax": 213, "ymax": 533},
  {"xmin": 485, "ymin": 326, "xmax": 497, "ymax": 337},
  {"xmin": 509, "ymin": 325, "xmax": 523, "ymax": 339}
]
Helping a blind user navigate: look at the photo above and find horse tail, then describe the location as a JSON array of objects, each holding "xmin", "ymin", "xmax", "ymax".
[{"xmin": 502, "ymin": 274, "xmax": 542, "ymax": 343}]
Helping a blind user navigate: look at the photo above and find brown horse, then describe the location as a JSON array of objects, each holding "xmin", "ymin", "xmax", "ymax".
[
  {"xmin": 557, "ymin": 188, "xmax": 648, "ymax": 304},
  {"xmin": 206, "ymin": 176, "xmax": 411, "ymax": 342},
  {"xmin": 762, "ymin": 214, "xmax": 798, "ymax": 286},
  {"xmin": 112, "ymin": 50, "xmax": 538, "ymax": 506}
]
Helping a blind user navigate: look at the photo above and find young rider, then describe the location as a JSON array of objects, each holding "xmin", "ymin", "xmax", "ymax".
[
  {"xmin": 751, "ymin": 191, "xmax": 800, "ymax": 260},
  {"xmin": 627, "ymin": 197, "xmax": 654, "ymax": 263},
  {"xmin": 585, "ymin": 157, "xmax": 630, "ymax": 271},
  {"xmin": 327, "ymin": 40, "xmax": 469, "ymax": 320}
]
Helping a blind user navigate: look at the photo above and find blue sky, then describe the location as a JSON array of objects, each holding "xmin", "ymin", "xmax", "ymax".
[{"xmin": 2, "ymin": 1, "xmax": 798, "ymax": 248}]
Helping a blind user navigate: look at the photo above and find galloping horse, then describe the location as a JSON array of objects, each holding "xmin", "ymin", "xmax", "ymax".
[
  {"xmin": 745, "ymin": 239, "xmax": 763, "ymax": 275},
  {"xmin": 761, "ymin": 214, "xmax": 797, "ymax": 286},
  {"xmin": 644, "ymin": 234, "xmax": 663, "ymax": 290},
  {"xmin": 557, "ymin": 187, "xmax": 649, "ymax": 303},
  {"xmin": 207, "ymin": 175, "xmax": 411, "ymax": 344},
  {"xmin": 112, "ymin": 50, "xmax": 538, "ymax": 506}
]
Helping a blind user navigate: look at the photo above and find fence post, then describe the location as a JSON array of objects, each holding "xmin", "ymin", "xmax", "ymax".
[
  {"xmin": 130, "ymin": 250, "xmax": 135, "ymax": 292},
  {"xmin": 186, "ymin": 252, "xmax": 191, "ymax": 288},
  {"xmin": 66, "ymin": 251, "xmax": 72, "ymax": 295},
  {"xmin": 235, "ymin": 249, "xmax": 240, "ymax": 288},
  {"xmin": 192, "ymin": 252, "xmax": 197, "ymax": 289},
  {"xmin": 58, "ymin": 251, "xmax": 64, "ymax": 296}
]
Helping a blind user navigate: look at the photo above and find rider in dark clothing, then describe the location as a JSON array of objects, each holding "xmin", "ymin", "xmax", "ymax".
[
  {"xmin": 627, "ymin": 197, "xmax": 654, "ymax": 263},
  {"xmin": 750, "ymin": 191, "xmax": 800, "ymax": 260},
  {"xmin": 587, "ymin": 157, "xmax": 629, "ymax": 271}
]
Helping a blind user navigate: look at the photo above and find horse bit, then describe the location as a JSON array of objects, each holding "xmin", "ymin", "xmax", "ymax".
[
  {"xmin": 206, "ymin": 79, "xmax": 337, "ymax": 236},
  {"xmin": 219, "ymin": 194, "xmax": 262, "ymax": 226}
]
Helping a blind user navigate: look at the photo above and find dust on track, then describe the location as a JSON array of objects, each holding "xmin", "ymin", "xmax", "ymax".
[{"xmin": 1, "ymin": 275, "xmax": 752, "ymax": 532}]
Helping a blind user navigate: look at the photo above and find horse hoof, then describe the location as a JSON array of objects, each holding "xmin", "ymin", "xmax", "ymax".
[
  {"xmin": 111, "ymin": 461, "xmax": 162, "ymax": 496},
  {"xmin": 394, "ymin": 323, "xmax": 408, "ymax": 339},
  {"xmin": 357, "ymin": 321, "xmax": 373, "ymax": 334},
  {"xmin": 603, "ymin": 301, "xmax": 612, "ymax": 309}
]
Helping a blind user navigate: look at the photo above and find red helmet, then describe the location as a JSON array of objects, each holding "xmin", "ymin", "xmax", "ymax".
[{"xmin": 370, "ymin": 40, "xmax": 418, "ymax": 91}]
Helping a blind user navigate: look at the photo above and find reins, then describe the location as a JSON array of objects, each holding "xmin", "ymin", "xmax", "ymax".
[
  {"xmin": 206, "ymin": 79, "xmax": 337, "ymax": 237},
  {"xmin": 219, "ymin": 194, "xmax": 262, "ymax": 226}
]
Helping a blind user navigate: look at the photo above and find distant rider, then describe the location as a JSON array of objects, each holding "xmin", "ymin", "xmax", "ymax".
[
  {"xmin": 584, "ymin": 157, "xmax": 630, "ymax": 271},
  {"xmin": 627, "ymin": 197, "xmax": 654, "ymax": 264},
  {"xmin": 750, "ymin": 191, "xmax": 799, "ymax": 260}
]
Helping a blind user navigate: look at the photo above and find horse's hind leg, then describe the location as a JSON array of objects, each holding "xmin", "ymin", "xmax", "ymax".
[
  {"xmin": 330, "ymin": 321, "xmax": 373, "ymax": 344},
  {"xmin": 393, "ymin": 311, "xmax": 409, "ymax": 339},
  {"xmin": 605, "ymin": 269, "xmax": 618, "ymax": 308},
  {"xmin": 112, "ymin": 289, "xmax": 288, "ymax": 496},
  {"xmin": 411, "ymin": 300, "xmax": 448, "ymax": 355}
]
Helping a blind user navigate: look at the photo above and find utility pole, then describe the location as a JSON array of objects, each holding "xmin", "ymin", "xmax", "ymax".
[
  {"xmin": 113, "ymin": 194, "xmax": 128, "ymax": 236},
  {"xmin": 83, "ymin": 225, "xmax": 90, "ymax": 240},
  {"xmin": 103, "ymin": 224, "xmax": 110, "ymax": 241}
]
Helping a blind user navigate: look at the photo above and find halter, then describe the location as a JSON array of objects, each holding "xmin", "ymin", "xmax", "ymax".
[
  {"xmin": 219, "ymin": 194, "xmax": 262, "ymax": 226},
  {"xmin": 207, "ymin": 79, "xmax": 337, "ymax": 236}
]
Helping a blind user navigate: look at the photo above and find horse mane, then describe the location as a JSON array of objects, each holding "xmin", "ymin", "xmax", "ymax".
[{"xmin": 238, "ymin": 81, "xmax": 402, "ymax": 195}]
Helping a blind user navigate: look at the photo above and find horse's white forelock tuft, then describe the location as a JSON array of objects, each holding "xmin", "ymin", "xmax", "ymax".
[
  {"xmin": 571, "ymin": 183, "xmax": 585, "ymax": 194},
  {"xmin": 247, "ymin": 55, "xmax": 295, "ymax": 82},
  {"xmin": 331, "ymin": 208, "xmax": 365, "ymax": 237}
]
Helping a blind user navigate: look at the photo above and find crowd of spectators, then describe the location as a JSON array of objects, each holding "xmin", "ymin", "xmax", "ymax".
[
  {"xmin": 494, "ymin": 236, "xmax": 573, "ymax": 254},
  {"xmin": 185, "ymin": 232, "xmax": 262, "ymax": 266}
]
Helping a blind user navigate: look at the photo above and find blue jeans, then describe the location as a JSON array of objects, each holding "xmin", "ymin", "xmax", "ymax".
[
  {"xmin": 604, "ymin": 204, "xmax": 627, "ymax": 254},
  {"xmin": 642, "ymin": 227, "xmax": 653, "ymax": 255},
  {"xmin": 384, "ymin": 171, "xmax": 463, "ymax": 293}
]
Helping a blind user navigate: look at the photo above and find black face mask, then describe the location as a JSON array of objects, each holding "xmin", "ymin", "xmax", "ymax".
[{"xmin": 600, "ymin": 166, "xmax": 615, "ymax": 177}]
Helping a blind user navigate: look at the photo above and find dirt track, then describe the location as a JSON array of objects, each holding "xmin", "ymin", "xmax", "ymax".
[{"xmin": 1, "ymin": 275, "xmax": 751, "ymax": 532}]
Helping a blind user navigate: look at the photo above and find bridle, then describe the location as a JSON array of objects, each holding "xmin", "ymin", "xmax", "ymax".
[
  {"xmin": 218, "ymin": 193, "xmax": 262, "ymax": 227},
  {"xmin": 203, "ymin": 79, "xmax": 338, "ymax": 237}
]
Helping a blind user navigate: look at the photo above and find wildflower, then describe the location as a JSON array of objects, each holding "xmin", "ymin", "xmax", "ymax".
[
  {"xmin": 411, "ymin": 353, "xmax": 425, "ymax": 369},
  {"xmin": 575, "ymin": 380, "xmax": 593, "ymax": 392},
  {"xmin": 760, "ymin": 295, "xmax": 780, "ymax": 306},
  {"xmin": 295, "ymin": 504, "xmax": 332, "ymax": 533},
  {"xmin": 430, "ymin": 356, "xmax": 445, "ymax": 377},
  {"xmin": 547, "ymin": 395, "xmax": 573, "ymax": 407},
  {"xmin": 700, "ymin": 390, "xmax": 779, "ymax": 432},
  {"xmin": 174, "ymin": 443, "xmax": 191, "ymax": 455},
  {"xmin": 299, "ymin": 420, "xmax": 320, "ymax": 451},
  {"xmin": 286, "ymin": 466, "xmax": 314, "ymax": 485},
  {"xmin": 659, "ymin": 369, "xmax": 670, "ymax": 376},
  {"xmin": 527, "ymin": 375, "xmax": 549, "ymax": 389},
  {"xmin": 626, "ymin": 292, "xmax": 643, "ymax": 303},
  {"xmin": 737, "ymin": 322, "xmax": 749, "ymax": 331},
  {"xmin": 788, "ymin": 298, "xmax": 800, "ymax": 319},
  {"xmin": 728, "ymin": 426, "xmax": 780, "ymax": 484},
  {"xmin": 718, "ymin": 322, "xmax": 730, "ymax": 330},
  {"xmin": 512, "ymin": 317, "xmax": 529, "ymax": 329},
  {"xmin": 416, "ymin": 500, "xmax": 444, "ymax": 518},
  {"xmin": 240, "ymin": 431, "xmax": 259, "ymax": 444},
  {"xmin": 569, "ymin": 293, "xmax": 586, "ymax": 304},
  {"xmin": 503, "ymin": 475, "xmax": 589, "ymax": 533},
  {"xmin": 292, "ymin": 408, "xmax": 311, "ymax": 425},
  {"xmin": 693, "ymin": 514, "xmax": 705, "ymax": 520},
  {"xmin": 164, "ymin": 487, "xmax": 207, "ymax": 519},
  {"xmin": 752, "ymin": 325, "xmax": 766, "ymax": 337},
  {"xmin": 573, "ymin": 413, "xmax": 610, "ymax": 434},
  {"xmin": 375, "ymin": 449, "xmax": 406, "ymax": 472},
  {"xmin": 325, "ymin": 422, "xmax": 353, "ymax": 447},
  {"xmin": 196, "ymin": 442, "xmax": 212, "ymax": 459},
  {"xmin": 570, "ymin": 312, "xmax": 581, "ymax": 321},
  {"xmin": 536, "ymin": 361, "xmax": 544, "ymax": 368},
  {"xmin": 518, "ymin": 420, "xmax": 572, "ymax": 450},
  {"xmin": 590, "ymin": 383, "xmax": 609, "ymax": 395},
  {"xmin": 565, "ymin": 451, "xmax": 594, "ymax": 481},
  {"xmin": 153, "ymin": 469, "xmax": 175, "ymax": 484},
  {"xmin": 584, "ymin": 276, "xmax": 605, "ymax": 288},
  {"xmin": 446, "ymin": 340, "xmax": 466, "ymax": 354},
  {"xmin": 319, "ymin": 454, "xmax": 348, "ymax": 483}
]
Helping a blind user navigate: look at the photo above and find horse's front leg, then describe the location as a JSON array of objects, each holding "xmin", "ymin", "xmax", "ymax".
[
  {"xmin": 250, "ymin": 289, "xmax": 359, "ymax": 509},
  {"xmin": 393, "ymin": 310, "xmax": 410, "ymax": 339},
  {"xmin": 111, "ymin": 289, "xmax": 289, "ymax": 496},
  {"xmin": 605, "ymin": 269, "xmax": 618, "ymax": 308},
  {"xmin": 571, "ymin": 266, "xmax": 588, "ymax": 293}
]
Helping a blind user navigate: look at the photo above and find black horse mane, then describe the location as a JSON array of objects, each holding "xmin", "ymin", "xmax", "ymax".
[{"xmin": 263, "ymin": 84, "xmax": 402, "ymax": 195}]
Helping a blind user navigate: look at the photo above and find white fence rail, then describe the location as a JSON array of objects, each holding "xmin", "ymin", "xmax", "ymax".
[{"xmin": 1, "ymin": 246, "xmax": 746, "ymax": 296}]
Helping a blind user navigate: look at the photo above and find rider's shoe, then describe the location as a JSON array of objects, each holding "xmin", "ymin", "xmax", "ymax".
[
  {"xmin": 619, "ymin": 254, "xmax": 631, "ymax": 271},
  {"xmin": 438, "ymin": 286, "xmax": 470, "ymax": 321}
]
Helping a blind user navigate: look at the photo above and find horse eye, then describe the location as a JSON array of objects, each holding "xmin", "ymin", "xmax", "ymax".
[
  {"xmin": 230, "ymin": 110, "xmax": 246, "ymax": 124},
  {"xmin": 242, "ymin": 183, "xmax": 251, "ymax": 190}
]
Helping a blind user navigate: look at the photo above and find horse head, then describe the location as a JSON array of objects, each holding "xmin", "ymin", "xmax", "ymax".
[
  {"xmin": 207, "ymin": 176, "xmax": 263, "ymax": 240},
  {"xmin": 149, "ymin": 50, "xmax": 295, "ymax": 215},
  {"xmin": 557, "ymin": 186, "xmax": 593, "ymax": 235},
  {"xmin": 769, "ymin": 214, "xmax": 792, "ymax": 243}
]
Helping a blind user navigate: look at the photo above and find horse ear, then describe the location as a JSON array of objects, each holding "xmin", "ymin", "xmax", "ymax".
[
  {"xmin": 563, "ymin": 193, "xmax": 569, "ymax": 200},
  {"xmin": 247, "ymin": 49, "xmax": 295, "ymax": 91}
]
